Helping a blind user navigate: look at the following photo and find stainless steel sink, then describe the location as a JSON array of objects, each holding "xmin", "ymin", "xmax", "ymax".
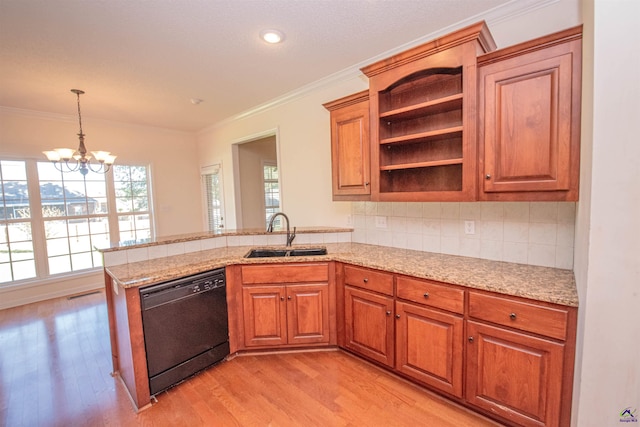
[{"xmin": 245, "ymin": 247, "xmax": 327, "ymax": 258}]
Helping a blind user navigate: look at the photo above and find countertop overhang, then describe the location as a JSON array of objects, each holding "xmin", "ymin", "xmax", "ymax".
[{"xmin": 105, "ymin": 242, "xmax": 578, "ymax": 307}]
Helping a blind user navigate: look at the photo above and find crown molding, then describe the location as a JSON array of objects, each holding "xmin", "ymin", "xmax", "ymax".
[
  {"xmin": 0, "ymin": 106, "xmax": 193, "ymax": 136},
  {"xmin": 202, "ymin": 0, "xmax": 560, "ymax": 132}
]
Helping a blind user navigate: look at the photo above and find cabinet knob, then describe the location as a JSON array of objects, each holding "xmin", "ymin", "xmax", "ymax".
[
  {"xmin": 468, "ymin": 336, "xmax": 474, "ymax": 343},
  {"xmin": 386, "ymin": 310, "xmax": 391, "ymax": 316},
  {"xmin": 423, "ymin": 292, "xmax": 430, "ymax": 299},
  {"xmin": 395, "ymin": 314, "xmax": 401, "ymax": 319},
  {"xmin": 280, "ymin": 296, "xmax": 285, "ymax": 301},
  {"xmin": 363, "ymin": 278, "xmax": 368, "ymax": 283},
  {"xmin": 485, "ymin": 174, "xmax": 491, "ymax": 180},
  {"xmin": 288, "ymin": 295, "xmax": 292, "ymax": 300},
  {"xmin": 365, "ymin": 182, "xmax": 370, "ymax": 186},
  {"xmin": 509, "ymin": 312, "xmax": 517, "ymax": 320}
]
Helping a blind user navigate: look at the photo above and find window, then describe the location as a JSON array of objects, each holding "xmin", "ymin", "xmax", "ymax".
[
  {"xmin": 0, "ymin": 160, "xmax": 36, "ymax": 282},
  {"xmin": 114, "ymin": 165, "xmax": 151, "ymax": 244},
  {"xmin": 37, "ymin": 162, "xmax": 110, "ymax": 274},
  {"xmin": 0, "ymin": 159, "xmax": 153, "ymax": 285},
  {"xmin": 263, "ymin": 162, "xmax": 280, "ymax": 228},
  {"xmin": 202, "ymin": 164, "xmax": 224, "ymax": 231}
]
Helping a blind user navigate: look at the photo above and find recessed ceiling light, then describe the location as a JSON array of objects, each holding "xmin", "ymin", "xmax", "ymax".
[
  {"xmin": 260, "ymin": 29, "xmax": 284, "ymax": 44},
  {"xmin": 190, "ymin": 98, "xmax": 204, "ymax": 105}
]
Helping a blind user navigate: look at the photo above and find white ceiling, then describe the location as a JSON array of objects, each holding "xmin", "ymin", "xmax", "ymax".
[{"xmin": 0, "ymin": 0, "xmax": 512, "ymax": 132}]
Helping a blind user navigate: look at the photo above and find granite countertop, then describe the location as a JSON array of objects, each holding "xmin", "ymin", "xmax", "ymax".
[{"xmin": 105, "ymin": 242, "xmax": 578, "ymax": 307}]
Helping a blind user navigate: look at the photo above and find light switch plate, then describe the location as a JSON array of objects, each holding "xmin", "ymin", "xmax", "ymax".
[
  {"xmin": 375, "ymin": 216, "xmax": 388, "ymax": 228},
  {"xmin": 464, "ymin": 220, "xmax": 475, "ymax": 235}
]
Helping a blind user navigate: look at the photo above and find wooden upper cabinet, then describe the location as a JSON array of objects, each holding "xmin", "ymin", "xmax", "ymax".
[
  {"xmin": 478, "ymin": 26, "xmax": 582, "ymax": 201},
  {"xmin": 323, "ymin": 91, "xmax": 371, "ymax": 200},
  {"xmin": 361, "ymin": 21, "xmax": 496, "ymax": 202}
]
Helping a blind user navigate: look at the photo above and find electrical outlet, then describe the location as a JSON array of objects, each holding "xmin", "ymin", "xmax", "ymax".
[
  {"xmin": 375, "ymin": 216, "xmax": 388, "ymax": 228},
  {"xmin": 464, "ymin": 220, "xmax": 475, "ymax": 235}
]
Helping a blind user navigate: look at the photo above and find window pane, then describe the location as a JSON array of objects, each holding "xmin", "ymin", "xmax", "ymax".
[
  {"xmin": 71, "ymin": 252, "xmax": 93, "ymax": 271},
  {"xmin": 0, "ymin": 263, "xmax": 11, "ymax": 283},
  {"xmin": 48, "ymin": 255, "xmax": 71, "ymax": 275},
  {"xmin": 69, "ymin": 235, "xmax": 91, "ymax": 254},
  {"xmin": 10, "ymin": 241, "xmax": 34, "ymax": 261},
  {"xmin": 89, "ymin": 217, "xmax": 109, "ymax": 234},
  {"xmin": 11, "ymin": 260, "xmax": 36, "ymax": 281},
  {"xmin": 44, "ymin": 220, "xmax": 68, "ymax": 239},
  {"xmin": 47, "ymin": 237, "xmax": 70, "ymax": 257},
  {"xmin": 0, "ymin": 242, "xmax": 9, "ymax": 263}
]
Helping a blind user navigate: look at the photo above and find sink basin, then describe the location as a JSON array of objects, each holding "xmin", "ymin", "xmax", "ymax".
[{"xmin": 245, "ymin": 247, "xmax": 327, "ymax": 258}]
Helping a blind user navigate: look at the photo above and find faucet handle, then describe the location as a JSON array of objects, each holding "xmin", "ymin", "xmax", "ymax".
[{"xmin": 287, "ymin": 226, "xmax": 297, "ymax": 246}]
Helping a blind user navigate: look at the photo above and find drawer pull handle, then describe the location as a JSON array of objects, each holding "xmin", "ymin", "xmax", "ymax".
[
  {"xmin": 363, "ymin": 278, "xmax": 369, "ymax": 283},
  {"xmin": 509, "ymin": 312, "xmax": 517, "ymax": 320},
  {"xmin": 468, "ymin": 336, "xmax": 474, "ymax": 343},
  {"xmin": 423, "ymin": 292, "xmax": 430, "ymax": 299}
]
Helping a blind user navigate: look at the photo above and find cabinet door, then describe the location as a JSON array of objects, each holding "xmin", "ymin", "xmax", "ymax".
[
  {"xmin": 324, "ymin": 91, "xmax": 370, "ymax": 200},
  {"xmin": 287, "ymin": 283, "xmax": 330, "ymax": 345},
  {"xmin": 344, "ymin": 286, "xmax": 394, "ymax": 367},
  {"xmin": 395, "ymin": 301, "xmax": 463, "ymax": 397},
  {"xmin": 479, "ymin": 31, "xmax": 581, "ymax": 200},
  {"xmin": 466, "ymin": 321, "xmax": 565, "ymax": 427},
  {"xmin": 242, "ymin": 286, "xmax": 287, "ymax": 347}
]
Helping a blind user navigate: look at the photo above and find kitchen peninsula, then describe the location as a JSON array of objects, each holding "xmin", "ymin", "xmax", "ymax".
[{"xmin": 102, "ymin": 228, "xmax": 578, "ymax": 426}]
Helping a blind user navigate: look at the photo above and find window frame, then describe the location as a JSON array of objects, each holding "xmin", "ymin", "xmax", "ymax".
[{"xmin": 0, "ymin": 158, "xmax": 155, "ymax": 287}]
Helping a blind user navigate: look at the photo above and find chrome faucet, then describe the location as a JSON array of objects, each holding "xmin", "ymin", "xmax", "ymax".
[{"xmin": 267, "ymin": 212, "xmax": 296, "ymax": 246}]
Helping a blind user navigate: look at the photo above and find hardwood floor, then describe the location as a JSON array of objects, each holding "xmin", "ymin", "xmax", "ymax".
[{"xmin": 0, "ymin": 291, "xmax": 502, "ymax": 427}]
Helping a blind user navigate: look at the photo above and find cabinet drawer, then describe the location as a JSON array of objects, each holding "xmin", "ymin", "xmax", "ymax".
[
  {"xmin": 344, "ymin": 265, "xmax": 393, "ymax": 296},
  {"xmin": 468, "ymin": 292, "xmax": 568, "ymax": 340},
  {"xmin": 396, "ymin": 276, "xmax": 464, "ymax": 314},
  {"xmin": 241, "ymin": 263, "xmax": 329, "ymax": 284}
]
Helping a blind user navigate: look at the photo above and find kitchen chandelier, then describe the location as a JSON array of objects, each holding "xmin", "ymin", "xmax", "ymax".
[{"xmin": 43, "ymin": 89, "xmax": 116, "ymax": 175}]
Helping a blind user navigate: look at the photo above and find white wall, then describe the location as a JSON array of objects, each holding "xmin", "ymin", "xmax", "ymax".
[
  {"xmin": 573, "ymin": 1, "xmax": 640, "ymax": 425},
  {"xmin": 0, "ymin": 108, "xmax": 202, "ymax": 308}
]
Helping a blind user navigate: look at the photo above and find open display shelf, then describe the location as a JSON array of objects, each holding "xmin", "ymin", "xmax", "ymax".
[
  {"xmin": 361, "ymin": 21, "xmax": 495, "ymax": 201},
  {"xmin": 378, "ymin": 68, "xmax": 465, "ymax": 194}
]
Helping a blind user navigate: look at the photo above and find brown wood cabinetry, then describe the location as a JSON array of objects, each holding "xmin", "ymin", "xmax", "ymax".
[
  {"xmin": 466, "ymin": 291, "xmax": 577, "ymax": 427},
  {"xmin": 395, "ymin": 301, "xmax": 463, "ymax": 397},
  {"xmin": 395, "ymin": 276, "xmax": 465, "ymax": 397},
  {"xmin": 343, "ymin": 265, "xmax": 395, "ymax": 367},
  {"xmin": 361, "ymin": 22, "xmax": 496, "ymax": 201},
  {"xmin": 239, "ymin": 263, "xmax": 334, "ymax": 349},
  {"xmin": 323, "ymin": 91, "xmax": 371, "ymax": 200},
  {"xmin": 478, "ymin": 26, "xmax": 582, "ymax": 201}
]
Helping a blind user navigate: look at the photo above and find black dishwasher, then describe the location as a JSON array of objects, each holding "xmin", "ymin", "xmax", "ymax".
[{"xmin": 140, "ymin": 267, "xmax": 229, "ymax": 395}]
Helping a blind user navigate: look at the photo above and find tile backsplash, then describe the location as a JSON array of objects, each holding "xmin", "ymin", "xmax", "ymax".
[{"xmin": 351, "ymin": 201, "xmax": 576, "ymax": 269}]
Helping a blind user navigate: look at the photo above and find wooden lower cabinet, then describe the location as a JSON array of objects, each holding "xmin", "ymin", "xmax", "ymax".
[
  {"xmin": 395, "ymin": 301, "xmax": 463, "ymax": 397},
  {"xmin": 243, "ymin": 283, "xmax": 331, "ymax": 348},
  {"xmin": 344, "ymin": 285, "xmax": 395, "ymax": 367},
  {"xmin": 238, "ymin": 263, "xmax": 334, "ymax": 349},
  {"xmin": 466, "ymin": 321, "xmax": 565, "ymax": 427}
]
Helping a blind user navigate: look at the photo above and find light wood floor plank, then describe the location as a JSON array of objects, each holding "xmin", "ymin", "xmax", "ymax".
[{"xmin": 0, "ymin": 291, "xmax": 503, "ymax": 426}]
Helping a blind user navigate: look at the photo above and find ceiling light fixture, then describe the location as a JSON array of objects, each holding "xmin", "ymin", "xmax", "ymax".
[
  {"xmin": 43, "ymin": 89, "xmax": 116, "ymax": 176},
  {"xmin": 260, "ymin": 29, "xmax": 284, "ymax": 44}
]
